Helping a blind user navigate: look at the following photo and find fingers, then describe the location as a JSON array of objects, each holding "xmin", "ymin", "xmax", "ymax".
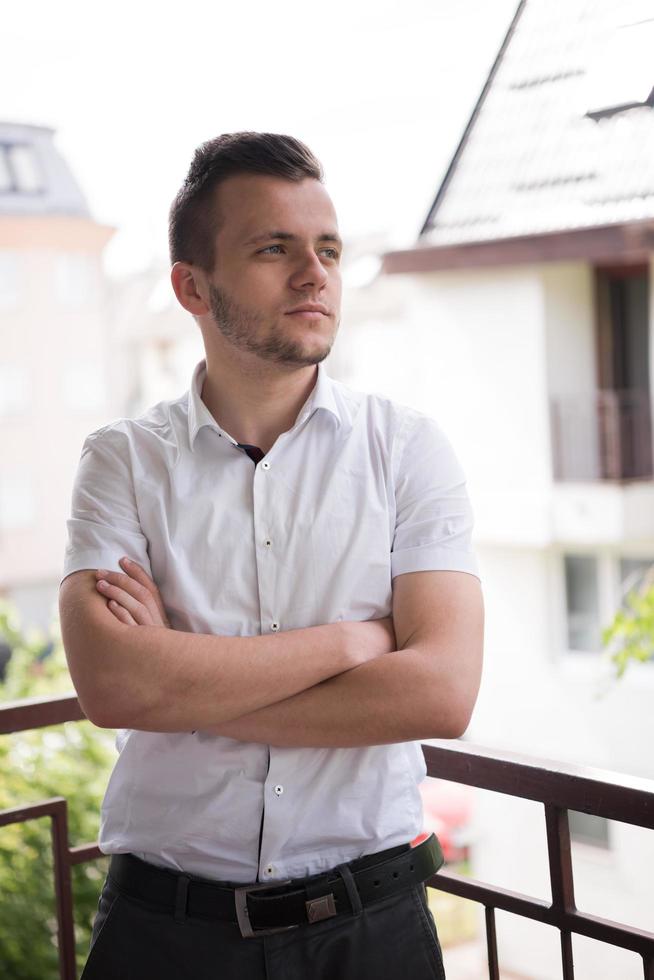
[
  {"xmin": 107, "ymin": 599, "xmax": 138, "ymax": 626},
  {"xmin": 95, "ymin": 573, "xmax": 154, "ymax": 626},
  {"xmin": 94, "ymin": 563, "xmax": 170, "ymax": 628},
  {"xmin": 117, "ymin": 557, "xmax": 171, "ymax": 628}
]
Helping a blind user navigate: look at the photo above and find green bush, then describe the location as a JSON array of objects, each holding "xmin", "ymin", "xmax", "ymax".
[
  {"xmin": 0, "ymin": 599, "xmax": 116, "ymax": 980},
  {"xmin": 602, "ymin": 575, "xmax": 654, "ymax": 677}
]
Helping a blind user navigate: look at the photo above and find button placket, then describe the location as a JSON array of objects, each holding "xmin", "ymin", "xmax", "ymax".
[{"xmin": 252, "ymin": 455, "xmax": 278, "ymax": 636}]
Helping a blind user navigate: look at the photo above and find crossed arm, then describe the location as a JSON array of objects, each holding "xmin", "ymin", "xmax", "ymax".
[
  {"xmin": 207, "ymin": 569, "xmax": 483, "ymax": 746},
  {"xmin": 60, "ymin": 559, "xmax": 484, "ymax": 747}
]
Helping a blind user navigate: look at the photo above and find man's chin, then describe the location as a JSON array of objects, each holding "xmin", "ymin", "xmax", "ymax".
[{"xmin": 264, "ymin": 340, "xmax": 333, "ymax": 369}]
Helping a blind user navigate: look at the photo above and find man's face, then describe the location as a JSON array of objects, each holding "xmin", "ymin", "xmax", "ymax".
[{"xmin": 203, "ymin": 174, "xmax": 342, "ymax": 368}]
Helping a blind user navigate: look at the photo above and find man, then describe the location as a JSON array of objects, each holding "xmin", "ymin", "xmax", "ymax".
[{"xmin": 59, "ymin": 132, "xmax": 484, "ymax": 979}]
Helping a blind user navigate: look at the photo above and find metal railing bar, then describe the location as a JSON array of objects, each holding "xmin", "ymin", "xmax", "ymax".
[
  {"xmin": 561, "ymin": 930, "xmax": 575, "ymax": 979},
  {"xmin": 427, "ymin": 870, "xmax": 654, "ymax": 957},
  {"xmin": 0, "ymin": 693, "xmax": 85, "ymax": 735},
  {"xmin": 3, "ymin": 703, "xmax": 654, "ymax": 975},
  {"xmin": 2, "ymin": 699, "xmax": 653, "ymax": 830},
  {"xmin": 423, "ymin": 742, "xmax": 654, "ymax": 829},
  {"xmin": 0, "ymin": 797, "xmax": 68, "ymax": 828},
  {"xmin": 485, "ymin": 906, "xmax": 500, "ymax": 980},
  {"xmin": 0, "ymin": 797, "xmax": 77, "ymax": 980},
  {"xmin": 544, "ymin": 805, "xmax": 576, "ymax": 911},
  {"xmin": 69, "ymin": 842, "xmax": 104, "ymax": 865}
]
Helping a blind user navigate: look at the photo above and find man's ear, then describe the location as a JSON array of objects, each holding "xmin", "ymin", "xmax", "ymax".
[{"xmin": 170, "ymin": 262, "xmax": 211, "ymax": 316}]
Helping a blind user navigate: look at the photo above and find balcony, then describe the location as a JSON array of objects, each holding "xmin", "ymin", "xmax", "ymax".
[
  {"xmin": 550, "ymin": 389, "xmax": 653, "ymax": 483},
  {"xmin": 2, "ymin": 694, "xmax": 654, "ymax": 979}
]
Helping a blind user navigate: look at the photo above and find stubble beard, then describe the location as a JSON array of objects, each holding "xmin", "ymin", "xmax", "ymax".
[{"xmin": 208, "ymin": 283, "xmax": 335, "ymax": 368}]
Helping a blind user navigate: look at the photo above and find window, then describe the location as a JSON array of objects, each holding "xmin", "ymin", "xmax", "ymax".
[
  {"xmin": 563, "ymin": 553, "xmax": 654, "ymax": 660},
  {"xmin": 564, "ymin": 555, "xmax": 601, "ymax": 652},
  {"xmin": 9, "ymin": 144, "xmax": 44, "ymax": 193},
  {"xmin": 0, "ymin": 144, "xmax": 44, "ymax": 195},
  {"xmin": 0, "ymin": 151, "xmax": 11, "ymax": 193},
  {"xmin": 595, "ymin": 266, "xmax": 651, "ymax": 480},
  {"xmin": 620, "ymin": 557, "xmax": 654, "ymax": 598},
  {"xmin": 617, "ymin": 558, "xmax": 654, "ymax": 668}
]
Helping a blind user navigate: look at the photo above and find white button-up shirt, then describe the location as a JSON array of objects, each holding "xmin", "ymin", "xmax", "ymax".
[{"xmin": 61, "ymin": 358, "xmax": 479, "ymax": 883}]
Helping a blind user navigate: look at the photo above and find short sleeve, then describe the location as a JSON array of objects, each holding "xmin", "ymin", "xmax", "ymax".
[
  {"xmin": 60, "ymin": 425, "xmax": 152, "ymax": 586},
  {"xmin": 391, "ymin": 413, "xmax": 480, "ymax": 580}
]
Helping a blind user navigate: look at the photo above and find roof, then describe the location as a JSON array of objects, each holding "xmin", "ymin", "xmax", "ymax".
[
  {"xmin": 420, "ymin": 0, "xmax": 654, "ymax": 248},
  {"xmin": 0, "ymin": 122, "xmax": 90, "ymax": 217}
]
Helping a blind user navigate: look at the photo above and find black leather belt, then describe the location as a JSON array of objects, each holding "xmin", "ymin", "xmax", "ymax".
[{"xmin": 108, "ymin": 834, "xmax": 443, "ymax": 938}]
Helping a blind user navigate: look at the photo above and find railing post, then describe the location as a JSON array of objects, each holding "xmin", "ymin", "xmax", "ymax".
[
  {"xmin": 485, "ymin": 906, "xmax": 500, "ymax": 980},
  {"xmin": 544, "ymin": 803, "xmax": 576, "ymax": 979},
  {"xmin": 51, "ymin": 799, "xmax": 77, "ymax": 980}
]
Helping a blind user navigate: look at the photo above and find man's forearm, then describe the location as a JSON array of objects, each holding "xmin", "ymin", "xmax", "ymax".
[
  {"xmin": 62, "ymin": 566, "xmax": 395, "ymax": 732},
  {"xmin": 202, "ymin": 644, "xmax": 470, "ymax": 747},
  {"xmin": 89, "ymin": 620, "xmax": 363, "ymax": 731}
]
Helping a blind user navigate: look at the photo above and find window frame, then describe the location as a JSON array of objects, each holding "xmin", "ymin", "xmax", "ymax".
[
  {"xmin": 0, "ymin": 143, "xmax": 45, "ymax": 196},
  {"xmin": 557, "ymin": 549, "xmax": 654, "ymax": 667}
]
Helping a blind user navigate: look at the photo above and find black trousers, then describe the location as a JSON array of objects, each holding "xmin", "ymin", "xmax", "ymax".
[{"xmin": 81, "ymin": 860, "xmax": 446, "ymax": 979}]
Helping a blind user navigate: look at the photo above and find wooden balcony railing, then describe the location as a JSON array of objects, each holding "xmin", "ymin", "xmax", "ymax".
[
  {"xmin": 550, "ymin": 388, "xmax": 653, "ymax": 481},
  {"xmin": 2, "ymin": 695, "xmax": 654, "ymax": 979}
]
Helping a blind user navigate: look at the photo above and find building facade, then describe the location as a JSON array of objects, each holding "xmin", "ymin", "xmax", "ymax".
[{"xmin": 0, "ymin": 122, "xmax": 115, "ymax": 630}]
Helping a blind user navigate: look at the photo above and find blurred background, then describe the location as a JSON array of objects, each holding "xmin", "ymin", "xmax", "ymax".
[{"xmin": 2, "ymin": 0, "xmax": 654, "ymax": 977}]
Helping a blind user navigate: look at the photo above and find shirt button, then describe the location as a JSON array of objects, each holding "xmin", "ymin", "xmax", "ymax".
[
  {"xmin": 265, "ymin": 539, "xmax": 272, "ymax": 548},
  {"xmin": 261, "ymin": 460, "xmax": 270, "ymax": 470},
  {"xmin": 274, "ymin": 784, "xmax": 284, "ymax": 796},
  {"xmin": 266, "ymin": 865, "xmax": 274, "ymax": 875},
  {"xmin": 271, "ymin": 622, "xmax": 279, "ymax": 632}
]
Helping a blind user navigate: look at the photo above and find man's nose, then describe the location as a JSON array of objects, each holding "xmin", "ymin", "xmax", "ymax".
[{"xmin": 289, "ymin": 251, "xmax": 329, "ymax": 291}]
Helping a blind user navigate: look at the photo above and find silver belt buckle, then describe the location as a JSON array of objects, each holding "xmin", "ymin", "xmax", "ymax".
[{"xmin": 234, "ymin": 880, "xmax": 300, "ymax": 939}]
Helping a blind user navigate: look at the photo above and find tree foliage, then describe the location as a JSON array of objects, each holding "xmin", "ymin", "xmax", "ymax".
[
  {"xmin": 0, "ymin": 599, "xmax": 116, "ymax": 980},
  {"xmin": 602, "ymin": 568, "xmax": 654, "ymax": 678}
]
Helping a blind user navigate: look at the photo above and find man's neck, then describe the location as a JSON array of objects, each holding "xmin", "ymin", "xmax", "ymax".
[{"xmin": 200, "ymin": 347, "xmax": 320, "ymax": 455}]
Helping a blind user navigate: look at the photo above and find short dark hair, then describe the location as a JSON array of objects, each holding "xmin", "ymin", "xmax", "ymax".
[{"xmin": 168, "ymin": 132, "xmax": 324, "ymax": 271}]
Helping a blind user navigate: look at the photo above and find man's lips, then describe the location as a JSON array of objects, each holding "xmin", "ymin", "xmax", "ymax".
[{"xmin": 285, "ymin": 304, "xmax": 330, "ymax": 318}]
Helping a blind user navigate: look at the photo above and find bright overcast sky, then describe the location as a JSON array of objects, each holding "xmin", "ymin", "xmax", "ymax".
[{"xmin": 3, "ymin": 0, "xmax": 518, "ymax": 277}]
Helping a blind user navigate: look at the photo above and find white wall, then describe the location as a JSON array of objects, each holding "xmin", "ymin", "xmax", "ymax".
[
  {"xmin": 542, "ymin": 262, "xmax": 596, "ymax": 400},
  {"xmin": 0, "ymin": 246, "xmax": 117, "ymax": 597},
  {"xmin": 338, "ymin": 265, "xmax": 555, "ymax": 549}
]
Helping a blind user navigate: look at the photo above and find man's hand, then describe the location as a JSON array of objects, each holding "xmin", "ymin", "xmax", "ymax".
[{"xmin": 95, "ymin": 558, "xmax": 171, "ymax": 628}]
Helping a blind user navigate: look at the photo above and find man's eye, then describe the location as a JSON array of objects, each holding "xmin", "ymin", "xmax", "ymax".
[
  {"xmin": 321, "ymin": 248, "xmax": 340, "ymax": 260},
  {"xmin": 260, "ymin": 244, "xmax": 283, "ymax": 254}
]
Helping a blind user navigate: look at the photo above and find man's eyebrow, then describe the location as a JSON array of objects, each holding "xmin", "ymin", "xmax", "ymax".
[{"xmin": 242, "ymin": 230, "xmax": 343, "ymax": 249}]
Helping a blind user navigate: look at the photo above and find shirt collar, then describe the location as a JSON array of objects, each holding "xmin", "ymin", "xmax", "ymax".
[{"xmin": 187, "ymin": 359, "xmax": 349, "ymax": 452}]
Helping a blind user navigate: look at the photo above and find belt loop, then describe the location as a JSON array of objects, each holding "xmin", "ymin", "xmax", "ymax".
[
  {"xmin": 334, "ymin": 862, "xmax": 362, "ymax": 918},
  {"xmin": 174, "ymin": 873, "xmax": 191, "ymax": 923}
]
